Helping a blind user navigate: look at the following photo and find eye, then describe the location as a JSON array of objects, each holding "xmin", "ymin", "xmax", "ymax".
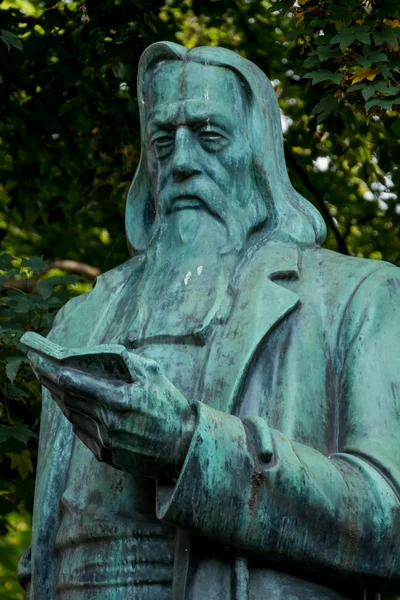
[
  {"xmin": 197, "ymin": 127, "xmax": 229, "ymax": 152},
  {"xmin": 199, "ymin": 131, "xmax": 223, "ymax": 140},
  {"xmin": 151, "ymin": 134, "xmax": 175, "ymax": 159}
]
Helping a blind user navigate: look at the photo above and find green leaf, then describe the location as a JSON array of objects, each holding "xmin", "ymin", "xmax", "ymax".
[
  {"xmin": 0, "ymin": 30, "xmax": 23, "ymax": 52},
  {"xmin": 8, "ymin": 450, "xmax": 33, "ymax": 480},
  {"xmin": 362, "ymin": 85, "xmax": 376, "ymax": 102},
  {"xmin": 287, "ymin": 29, "xmax": 313, "ymax": 41},
  {"xmin": 349, "ymin": 83, "xmax": 365, "ymax": 91},
  {"xmin": 304, "ymin": 70, "xmax": 343, "ymax": 85},
  {"xmin": 365, "ymin": 97, "xmax": 396, "ymax": 111},
  {"xmin": 11, "ymin": 295, "xmax": 30, "ymax": 314},
  {"xmin": 312, "ymin": 95, "xmax": 339, "ymax": 123},
  {"xmin": 10, "ymin": 424, "xmax": 37, "ymax": 444},
  {"xmin": 373, "ymin": 82, "xmax": 400, "ymax": 96},
  {"xmin": 303, "ymin": 54, "xmax": 321, "ymax": 69},
  {"xmin": 0, "ymin": 424, "xmax": 37, "ymax": 445},
  {"xmin": 0, "ymin": 426, "xmax": 10, "ymax": 444},
  {"xmin": 353, "ymin": 24, "xmax": 371, "ymax": 45},
  {"xmin": 376, "ymin": 62, "xmax": 391, "ymax": 78},
  {"xmin": 36, "ymin": 280, "xmax": 54, "ymax": 300},
  {"xmin": 314, "ymin": 44, "xmax": 342, "ymax": 62},
  {"xmin": 373, "ymin": 27, "xmax": 400, "ymax": 47},
  {"xmin": 357, "ymin": 48, "xmax": 388, "ymax": 68},
  {"xmin": 331, "ymin": 28, "xmax": 356, "ymax": 50},
  {"xmin": 0, "ymin": 253, "xmax": 15, "ymax": 272},
  {"xmin": 21, "ymin": 256, "xmax": 46, "ymax": 273},
  {"xmin": 5, "ymin": 355, "xmax": 25, "ymax": 383},
  {"xmin": 267, "ymin": 0, "xmax": 292, "ymax": 13}
]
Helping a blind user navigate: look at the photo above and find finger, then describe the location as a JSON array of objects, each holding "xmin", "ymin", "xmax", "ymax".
[
  {"xmin": 62, "ymin": 395, "xmax": 115, "ymax": 430},
  {"xmin": 38, "ymin": 375, "xmax": 70, "ymax": 415},
  {"xmin": 31, "ymin": 355, "xmax": 62, "ymax": 387},
  {"xmin": 38, "ymin": 364, "xmax": 128, "ymax": 411},
  {"xmin": 58, "ymin": 369, "xmax": 129, "ymax": 409},
  {"xmin": 39, "ymin": 374, "xmax": 63, "ymax": 399},
  {"xmin": 124, "ymin": 352, "xmax": 162, "ymax": 380},
  {"xmin": 31, "ymin": 355, "xmax": 129, "ymax": 406},
  {"xmin": 67, "ymin": 408, "xmax": 108, "ymax": 445},
  {"xmin": 39, "ymin": 373, "xmax": 107, "ymax": 432},
  {"xmin": 37, "ymin": 375, "xmax": 97, "ymax": 425},
  {"xmin": 73, "ymin": 427, "xmax": 105, "ymax": 463}
]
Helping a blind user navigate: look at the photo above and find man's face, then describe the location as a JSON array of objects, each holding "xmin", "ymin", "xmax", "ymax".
[{"xmin": 145, "ymin": 61, "xmax": 263, "ymax": 245}]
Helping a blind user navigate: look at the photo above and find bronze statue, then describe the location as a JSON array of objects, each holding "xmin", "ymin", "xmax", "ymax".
[{"xmin": 18, "ymin": 42, "xmax": 400, "ymax": 600}]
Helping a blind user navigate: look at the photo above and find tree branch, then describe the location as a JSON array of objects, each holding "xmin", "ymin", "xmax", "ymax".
[
  {"xmin": 4, "ymin": 260, "xmax": 100, "ymax": 292},
  {"xmin": 48, "ymin": 260, "xmax": 100, "ymax": 280}
]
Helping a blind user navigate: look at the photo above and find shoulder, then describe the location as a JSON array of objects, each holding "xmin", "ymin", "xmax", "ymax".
[
  {"xmin": 92, "ymin": 254, "xmax": 145, "ymax": 293},
  {"xmin": 299, "ymin": 248, "xmax": 400, "ymax": 336},
  {"xmin": 296, "ymin": 248, "xmax": 400, "ymax": 356},
  {"xmin": 301, "ymin": 247, "xmax": 400, "ymax": 298},
  {"xmin": 49, "ymin": 255, "xmax": 144, "ymax": 341}
]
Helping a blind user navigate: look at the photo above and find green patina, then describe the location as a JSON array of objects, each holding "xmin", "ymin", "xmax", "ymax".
[{"xmin": 19, "ymin": 43, "xmax": 400, "ymax": 600}]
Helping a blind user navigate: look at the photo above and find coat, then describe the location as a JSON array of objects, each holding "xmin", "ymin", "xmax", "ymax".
[{"xmin": 19, "ymin": 242, "xmax": 400, "ymax": 600}]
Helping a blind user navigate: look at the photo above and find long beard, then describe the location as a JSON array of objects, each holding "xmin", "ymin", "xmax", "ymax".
[
  {"xmin": 130, "ymin": 209, "xmax": 236, "ymax": 342},
  {"xmin": 148, "ymin": 208, "xmax": 227, "ymax": 258},
  {"xmin": 175, "ymin": 209, "xmax": 212, "ymax": 247},
  {"xmin": 149, "ymin": 189, "xmax": 267, "ymax": 258}
]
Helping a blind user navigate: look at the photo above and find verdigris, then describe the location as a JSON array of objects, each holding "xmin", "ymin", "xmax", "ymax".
[{"xmin": 18, "ymin": 42, "xmax": 400, "ymax": 600}]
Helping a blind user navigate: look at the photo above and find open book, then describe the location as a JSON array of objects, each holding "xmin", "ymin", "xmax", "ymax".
[{"xmin": 20, "ymin": 332, "xmax": 135, "ymax": 383}]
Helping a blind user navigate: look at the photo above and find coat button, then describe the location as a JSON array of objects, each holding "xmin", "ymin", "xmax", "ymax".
[{"xmin": 126, "ymin": 329, "xmax": 140, "ymax": 348}]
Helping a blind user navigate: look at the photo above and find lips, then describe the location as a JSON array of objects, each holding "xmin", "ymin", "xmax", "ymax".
[{"xmin": 169, "ymin": 195, "xmax": 204, "ymax": 212}]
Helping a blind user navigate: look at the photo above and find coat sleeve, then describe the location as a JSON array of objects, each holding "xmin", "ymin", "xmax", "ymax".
[
  {"xmin": 156, "ymin": 265, "xmax": 400, "ymax": 589},
  {"xmin": 17, "ymin": 294, "xmax": 87, "ymax": 596}
]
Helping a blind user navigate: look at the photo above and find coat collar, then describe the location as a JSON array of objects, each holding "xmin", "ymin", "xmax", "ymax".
[{"xmin": 199, "ymin": 242, "xmax": 301, "ymax": 415}]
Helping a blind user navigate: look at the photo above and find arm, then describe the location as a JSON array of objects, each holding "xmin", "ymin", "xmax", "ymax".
[
  {"xmin": 17, "ymin": 295, "xmax": 87, "ymax": 595},
  {"xmin": 156, "ymin": 266, "xmax": 400, "ymax": 589}
]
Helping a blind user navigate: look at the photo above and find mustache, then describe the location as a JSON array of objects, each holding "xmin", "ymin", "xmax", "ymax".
[{"xmin": 157, "ymin": 185, "xmax": 227, "ymax": 221}]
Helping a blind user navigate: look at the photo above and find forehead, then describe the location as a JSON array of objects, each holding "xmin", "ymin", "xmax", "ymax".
[
  {"xmin": 147, "ymin": 61, "xmax": 242, "ymax": 102},
  {"xmin": 145, "ymin": 61, "xmax": 246, "ymax": 122}
]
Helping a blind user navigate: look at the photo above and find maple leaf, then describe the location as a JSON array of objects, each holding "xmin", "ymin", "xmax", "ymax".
[
  {"xmin": 351, "ymin": 67, "xmax": 379, "ymax": 84},
  {"xmin": 8, "ymin": 450, "xmax": 34, "ymax": 480}
]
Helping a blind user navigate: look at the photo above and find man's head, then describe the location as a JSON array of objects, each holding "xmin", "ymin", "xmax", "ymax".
[
  {"xmin": 145, "ymin": 59, "xmax": 267, "ymax": 252},
  {"xmin": 126, "ymin": 42, "xmax": 326, "ymax": 254}
]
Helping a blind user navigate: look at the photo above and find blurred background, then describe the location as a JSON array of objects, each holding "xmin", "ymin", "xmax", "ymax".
[{"xmin": 0, "ymin": 0, "xmax": 399, "ymax": 597}]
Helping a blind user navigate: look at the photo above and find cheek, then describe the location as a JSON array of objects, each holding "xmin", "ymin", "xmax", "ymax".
[
  {"xmin": 147, "ymin": 156, "xmax": 169, "ymax": 190},
  {"xmin": 210, "ymin": 145, "xmax": 253, "ymax": 187}
]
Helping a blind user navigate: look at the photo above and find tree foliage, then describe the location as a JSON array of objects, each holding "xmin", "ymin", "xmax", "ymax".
[
  {"xmin": 272, "ymin": 0, "xmax": 400, "ymax": 121},
  {"xmin": 0, "ymin": 1, "xmax": 399, "ymax": 597}
]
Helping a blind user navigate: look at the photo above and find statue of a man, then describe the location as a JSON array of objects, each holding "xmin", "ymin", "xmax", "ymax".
[{"xmin": 19, "ymin": 42, "xmax": 400, "ymax": 600}]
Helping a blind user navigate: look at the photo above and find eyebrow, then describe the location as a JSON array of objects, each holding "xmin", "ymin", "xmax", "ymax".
[{"xmin": 147, "ymin": 101, "xmax": 234, "ymax": 136}]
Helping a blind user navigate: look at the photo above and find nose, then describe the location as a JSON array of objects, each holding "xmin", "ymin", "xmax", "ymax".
[{"xmin": 172, "ymin": 127, "xmax": 200, "ymax": 182}]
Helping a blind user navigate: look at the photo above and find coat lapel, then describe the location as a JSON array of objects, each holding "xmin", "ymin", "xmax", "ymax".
[{"xmin": 200, "ymin": 242, "xmax": 301, "ymax": 416}]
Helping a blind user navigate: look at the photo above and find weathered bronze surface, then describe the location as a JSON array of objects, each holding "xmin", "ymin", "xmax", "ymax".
[{"xmin": 19, "ymin": 42, "xmax": 400, "ymax": 600}]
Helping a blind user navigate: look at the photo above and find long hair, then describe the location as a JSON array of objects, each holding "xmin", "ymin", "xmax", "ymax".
[{"xmin": 125, "ymin": 42, "xmax": 326, "ymax": 254}]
